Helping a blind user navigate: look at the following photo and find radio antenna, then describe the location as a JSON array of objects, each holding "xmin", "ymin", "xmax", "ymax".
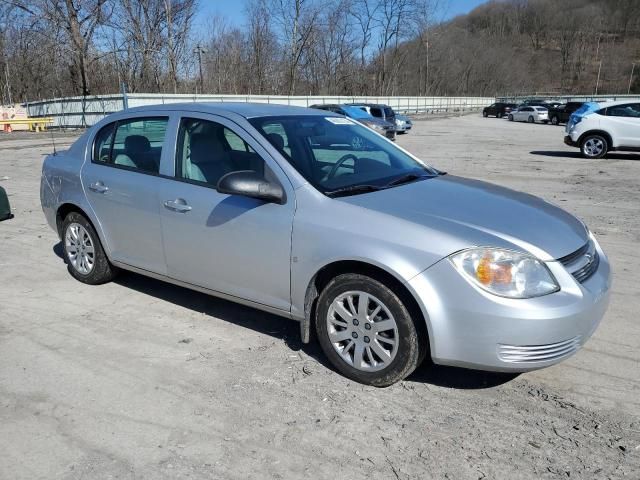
[{"xmin": 50, "ymin": 126, "xmax": 57, "ymax": 156}]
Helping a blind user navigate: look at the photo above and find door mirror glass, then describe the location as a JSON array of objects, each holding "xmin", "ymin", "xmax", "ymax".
[{"xmin": 217, "ymin": 170, "xmax": 285, "ymax": 204}]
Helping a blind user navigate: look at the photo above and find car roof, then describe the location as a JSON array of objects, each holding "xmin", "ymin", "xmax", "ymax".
[
  {"xmin": 594, "ymin": 100, "xmax": 640, "ymax": 108},
  {"xmin": 122, "ymin": 102, "xmax": 334, "ymax": 119}
]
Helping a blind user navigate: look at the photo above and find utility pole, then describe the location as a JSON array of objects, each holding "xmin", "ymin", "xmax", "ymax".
[
  {"xmin": 628, "ymin": 63, "xmax": 637, "ymax": 95},
  {"xmin": 193, "ymin": 44, "xmax": 207, "ymax": 94},
  {"xmin": 595, "ymin": 60, "xmax": 602, "ymax": 96}
]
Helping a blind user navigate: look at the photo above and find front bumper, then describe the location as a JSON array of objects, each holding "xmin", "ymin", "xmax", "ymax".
[
  {"xmin": 407, "ymin": 240, "xmax": 611, "ymax": 372},
  {"xmin": 564, "ymin": 135, "xmax": 578, "ymax": 147}
]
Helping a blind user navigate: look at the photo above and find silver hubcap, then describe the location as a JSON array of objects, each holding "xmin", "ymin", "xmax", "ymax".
[
  {"xmin": 65, "ymin": 223, "xmax": 95, "ymax": 275},
  {"xmin": 584, "ymin": 138, "xmax": 604, "ymax": 157},
  {"xmin": 327, "ymin": 291, "xmax": 399, "ymax": 372}
]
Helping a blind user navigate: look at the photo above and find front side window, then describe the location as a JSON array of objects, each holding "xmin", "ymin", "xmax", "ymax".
[
  {"xmin": 250, "ymin": 115, "xmax": 439, "ymax": 196},
  {"xmin": 176, "ymin": 118, "xmax": 265, "ymax": 188},
  {"xmin": 370, "ymin": 107, "xmax": 382, "ymax": 118},
  {"xmin": 93, "ymin": 117, "xmax": 168, "ymax": 174}
]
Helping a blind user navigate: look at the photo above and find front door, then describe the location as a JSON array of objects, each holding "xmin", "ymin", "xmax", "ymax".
[
  {"xmin": 81, "ymin": 115, "xmax": 170, "ymax": 273},
  {"xmin": 157, "ymin": 114, "xmax": 294, "ymax": 312}
]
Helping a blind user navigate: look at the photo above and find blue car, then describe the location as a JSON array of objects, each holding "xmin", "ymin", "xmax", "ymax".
[{"xmin": 310, "ymin": 104, "xmax": 396, "ymax": 140}]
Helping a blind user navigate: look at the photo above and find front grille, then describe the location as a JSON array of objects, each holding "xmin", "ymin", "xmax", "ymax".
[
  {"xmin": 498, "ymin": 336, "xmax": 581, "ymax": 363},
  {"xmin": 558, "ymin": 240, "xmax": 599, "ymax": 284}
]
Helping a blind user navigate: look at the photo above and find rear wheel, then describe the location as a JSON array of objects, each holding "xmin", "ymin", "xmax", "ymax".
[
  {"xmin": 551, "ymin": 115, "xmax": 559, "ymax": 125},
  {"xmin": 497, "ymin": 112, "xmax": 503, "ymax": 119},
  {"xmin": 315, "ymin": 274, "xmax": 426, "ymax": 387},
  {"xmin": 580, "ymin": 134, "xmax": 608, "ymax": 159},
  {"xmin": 62, "ymin": 212, "xmax": 117, "ymax": 284},
  {"xmin": 482, "ymin": 111, "xmax": 488, "ymax": 118},
  {"xmin": 508, "ymin": 114, "xmax": 514, "ymax": 121}
]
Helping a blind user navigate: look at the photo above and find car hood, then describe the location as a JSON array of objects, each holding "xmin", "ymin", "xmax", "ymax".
[{"xmin": 339, "ymin": 175, "xmax": 588, "ymax": 261}]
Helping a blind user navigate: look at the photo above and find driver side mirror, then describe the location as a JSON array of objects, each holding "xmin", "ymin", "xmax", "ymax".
[{"xmin": 217, "ymin": 170, "xmax": 286, "ymax": 205}]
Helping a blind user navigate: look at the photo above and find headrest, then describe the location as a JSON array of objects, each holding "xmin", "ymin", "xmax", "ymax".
[
  {"xmin": 124, "ymin": 135, "xmax": 150, "ymax": 154},
  {"xmin": 190, "ymin": 133, "xmax": 226, "ymax": 164},
  {"xmin": 267, "ymin": 133, "xmax": 285, "ymax": 151}
]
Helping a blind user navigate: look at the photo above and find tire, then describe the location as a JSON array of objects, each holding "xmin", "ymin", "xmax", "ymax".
[
  {"xmin": 508, "ymin": 114, "xmax": 513, "ymax": 121},
  {"xmin": 482, "ymin": 111, "xmax": 488, "ymax": 118},
  {"xmin": 528, "ymin": 115, "xmax": 535, "ymax": 123},
  {"xmin": 580, "ymin": 134, "xmax": 608, "ymax": 159},
  {"xmin": 497, "ymin": 112, "xmax": 503, "ymax": 119},
  {"xmin": 551, "ymin": 115, "xmax": 559, "ymax": 126},
  {"xmin": 62, "ymin": 212, "xmax": 117, "ymax": 284},
  {"xmin": 315, "ymin": 274, "xmax": 426, "ymax": 387}
]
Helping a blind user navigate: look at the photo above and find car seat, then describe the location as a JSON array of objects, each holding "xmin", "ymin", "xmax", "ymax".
[{"xmin": 188, "ymin": 133, "xmax": 233, "ymax": 185}]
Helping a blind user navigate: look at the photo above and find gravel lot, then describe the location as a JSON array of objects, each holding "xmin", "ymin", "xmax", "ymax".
[{"xmin": 1, "ymin": 114, "xmax": 639, "ymax": 479}]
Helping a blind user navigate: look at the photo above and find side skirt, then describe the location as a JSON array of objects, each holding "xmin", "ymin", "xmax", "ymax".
[{"xmin": 111, "ymin": 260, "xmax": 297, "ymax": 322}]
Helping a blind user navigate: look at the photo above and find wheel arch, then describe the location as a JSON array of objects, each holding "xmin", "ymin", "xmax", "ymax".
[
  {"xmin": 301, "ymin": 259, "xmax": 431, "ymax": 352},
  {"xmin": 55, "ymin": 203, "xmax": 110, "ymax": 259},
  {"xmin": 578, "ymin": 130, "xmax": 613, "ymax": 149}
]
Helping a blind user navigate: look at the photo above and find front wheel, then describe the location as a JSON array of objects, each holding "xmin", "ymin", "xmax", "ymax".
[
  {"xmin": 551, "ymin": 115, "xmax": 559, "ymax": 126},
  {"xmin": 580, "ymin": 134, "xmax": 608, "ymax": 159},
  {"xmin": 482, "ymin": 111, "xmax": 488, "ymax": 118},
  {"xmin": 315, "ymin": 274, "xmax": 426, "ymax": 387},
  {"xmin": 62, "ymin": 212, "xmax": 117, "ymax": 284},
  {"xmin": 528, "ymin": 115, "xmax": 535, "ymax": 123},
  {"xmin": 508, "ymin": 114, "xmax": 514, "ymax": 121}
]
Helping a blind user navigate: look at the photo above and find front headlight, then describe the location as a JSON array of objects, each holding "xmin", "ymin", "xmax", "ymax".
[
  {"xmin": 449, "ymin": 248, "xmax": 559, "ymax": 299},
  {"xmin": 369, "ymin": 123, "xmax": 385, "ymax": 131}
]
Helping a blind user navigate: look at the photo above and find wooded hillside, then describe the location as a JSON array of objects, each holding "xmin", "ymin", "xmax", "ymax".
[{"xmin": 0, "ymin": 0, "xmax": 639, "ymax": 102}]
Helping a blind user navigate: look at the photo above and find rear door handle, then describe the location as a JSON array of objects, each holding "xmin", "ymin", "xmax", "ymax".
[
  {"xmin": 88, "ymin": 181, "xmax": 109, "ymax": 194},
  {"xmin": 164, "ymin": 199, "xmax": 192, "ymax": 213}
]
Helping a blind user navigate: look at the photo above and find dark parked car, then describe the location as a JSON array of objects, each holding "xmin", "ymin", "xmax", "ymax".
[
  {"xmin": 310, "ymin": 104, "xmax": 396, "ymax": 140},
  {"xmin": 346, "ymin": 103, "xmax": 396, "ymax": 126},
  {"xmin": 482, "ymin": 102, "xmax": 517, "ymax": 118},
  {"xmin": 548, "ymin": 102, "xmax": 584, "ymax": 126}
]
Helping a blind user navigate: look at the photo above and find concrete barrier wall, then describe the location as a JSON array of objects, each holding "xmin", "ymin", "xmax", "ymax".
[{"xmin": 25, "ymin": 93, "xmax": 495, "ymax": 128}]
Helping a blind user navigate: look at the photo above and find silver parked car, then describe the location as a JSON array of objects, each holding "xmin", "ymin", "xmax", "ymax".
[
  {"xmin": 394, "ymin": 114, "xmax": 413, "ymax": 134},
  {"xmin": 41, "ymin": 103, "xmax": 611, "ymax": 386},
  {"xmin": 508, "ymin": 106, "xmax": 549, "ymax": 124}
]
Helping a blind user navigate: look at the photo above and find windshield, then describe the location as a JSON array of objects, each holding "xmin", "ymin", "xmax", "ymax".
[
  {"xmin": 249, "ymin": 115, "xmax": 439, "ymax": 195},
  {"xmin": 342, "ymin": 106, "xmax": 373, "ymax": 120}
]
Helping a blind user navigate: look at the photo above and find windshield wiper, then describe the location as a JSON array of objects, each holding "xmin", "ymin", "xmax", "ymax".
[
  {"xmin": 385, "ymin": 172, "xmax": 432, "ymax": 187},
  {"xmin": 325, "ymin": 184, "xmax": 382, "ymax": 198}
]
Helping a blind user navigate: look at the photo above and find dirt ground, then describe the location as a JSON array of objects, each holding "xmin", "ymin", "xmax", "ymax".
[{"xmin": 0, "ymin": 115, "xmax": 638, "ymax": 479}]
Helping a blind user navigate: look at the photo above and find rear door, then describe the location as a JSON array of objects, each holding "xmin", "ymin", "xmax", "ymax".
[
  {"xmin": 81, "ymin": 114, "xmax": 170, "ymax": 273},
  {"xmin": 605, "ymin": 103, "xmax": 640, "ymax": 147},
  {"xmin": 156, "ymin": 113, "xmax": 295, "ymax": 311}
]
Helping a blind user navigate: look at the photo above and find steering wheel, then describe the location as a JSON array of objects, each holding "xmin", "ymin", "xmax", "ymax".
[{"xmin": 327, "ymin": 154, "xmax": 358, "ymax": 180}]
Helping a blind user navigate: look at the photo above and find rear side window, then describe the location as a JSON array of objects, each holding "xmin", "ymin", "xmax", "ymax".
[
  {"xmin": 606, "ymin": 104, "xmax": 640, "ymax": 118},
  {"xmin": 93, "ymin": 117, "xmax": 168, "ymax": 175},
  {"xmin": 93, "ymin": 123, "xmax": 115, "ymax": 163}
]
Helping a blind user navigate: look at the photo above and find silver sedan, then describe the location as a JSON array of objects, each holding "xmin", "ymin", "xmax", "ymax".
[{"xmin": 40, "ymin": 103, "xmax": 611, "ymax": 386}]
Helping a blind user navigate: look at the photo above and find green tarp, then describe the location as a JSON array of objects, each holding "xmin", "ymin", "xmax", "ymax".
[{"xmin": 0, "ymin": 185, "xmax": 13, "ymax": 221}]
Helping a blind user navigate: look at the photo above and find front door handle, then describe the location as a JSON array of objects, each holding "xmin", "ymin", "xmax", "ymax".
[
  {"xmin": 164, "ymin": 199, "xmax": 192, "ymax": 213},
  {"xmin": 88, "ymin": 181, "xmax": 109, "ymax": 194}
]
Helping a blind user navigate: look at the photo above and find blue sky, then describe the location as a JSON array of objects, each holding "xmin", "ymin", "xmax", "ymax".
[{"xmin": 195, "ymin": 0, "xmax": 490, "ymax": 30}]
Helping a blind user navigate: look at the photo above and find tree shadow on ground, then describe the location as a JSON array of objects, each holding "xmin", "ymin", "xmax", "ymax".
[{"xmin": 53, "ymin": 242, "xmax": 520, "ymax": 390}]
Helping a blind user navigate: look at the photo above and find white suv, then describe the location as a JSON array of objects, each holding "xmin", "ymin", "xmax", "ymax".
[{"xmin": 565, "ymin": 101, "xmax": 640, "ymax": 158}]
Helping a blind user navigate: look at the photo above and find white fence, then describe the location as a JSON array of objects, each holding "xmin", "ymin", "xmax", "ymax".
[{"xmin": 25, "ymin": 93, "xmax": 495, "ymax": 128}]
